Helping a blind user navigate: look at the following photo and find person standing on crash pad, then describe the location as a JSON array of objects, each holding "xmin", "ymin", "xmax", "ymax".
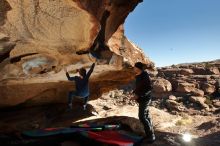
[
  {"xmin": 130, "ymin": 62, "xmax": 155, "ymax": 144},
  {"xmin": 64, "ymin": 63, "xmax": 95, "ymax": 110}
]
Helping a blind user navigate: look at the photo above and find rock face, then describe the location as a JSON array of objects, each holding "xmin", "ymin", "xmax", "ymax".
[
  {"xmin": 152, "ymin": 78, "xmax": 172, "ymax": 93},
  {"xmin": 0, "ymin": 0, "xmax": 145, "ymax": 76},
  {"xmin": 0, "ymin": 0, "xmax": 155, "ymax": 108},
  {"xmin": 165, "ymin": 99, "xmax": 185, "ymax": 112},
  {"xmin": 202, "ymin": 83, "xmax": 216, "ymax": 94},
  {"xmin": 108, "ymin": 25, "xmax": 153, "ymax": 67},
  {"xmin": 152, "ymin": 60, "xmax": 220, "ymax": 112},
  {"xmin": 176, "ymin": 82, "xmax": 196, "ymax": 93},
  {"xmin": 189, "ymin": 96, "xmax": 209, "ymax": 110},
  {"xmin": 191, "ymin": 88, "xmax": 205, "ymax": 96}
]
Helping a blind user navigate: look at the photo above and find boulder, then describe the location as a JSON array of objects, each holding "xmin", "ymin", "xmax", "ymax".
[
  {"xmin": 207, "ymin": 79, "xmax": 217, "ymax": 86},
  {"xmin": 0, "ymin": 81, "xmax": 74, "ymax": 107},
  {"xmin": 151, "ymin": 92, "xmax": 173, "ymax": 99},
  {"xmin": 107, "ymin": 25, "xmax": 153, "ymax": 67},
  {"xmin": 202, "ymin": 83, "xmax": 216, "ymax": 94},
  {"xmin": 158, "ymin": 68, "xmax": 180, "ymax": 77},
  {"xmin": 1, "ymin": 64, "xmax": 22, "ymax": 78},
  {"xmin": 207, "ymin": 67, "xmax": 219, "ymax": 75},
  {"xmin": 0, "ymin": 0, "xmax": 155, "ymax": 108},
  {"xmin": 180, "ymin": 68, "xmax": 194, "ymax": 76},
  {"xmin": 193, "ymin": 67, "xmax": 219, "ymax": 75},
  {"xmin": 165, "ymin": 99, "xmax": 185, "ymax": 112},
  {"xmin": 0, "ymin": 0, "xmax": 148, "ymax": 78},
  {"xmin": 152, "ymin": 78, "xmax": 172, "ymax": 93},
  {"xmin": 168, "ymin": 95, "xmax": 177, "ymax": 101},
  {"xmin": 213, "ymin": 100, "xmax": 220, "ymax": 108},
  {"xmin": 191, "ymin": 75, "xmax": 210, "ymax": 81},
  {"xmin": 0, "ymin": 33, "xmax": 9, "ymax": 41},
  {"xmin": 176, "ymin": 82, "xmax": 196, "ymax": 93},
  {"xmin": 168, "ymin": 79, "xmax": 185, "ymax": 91},
  {"xmin": 190, "ymin": 88, "xmax": 204, "ymax": 97},
  {"xmin": 189, "ymin": 96, "xmax": 209, "ymax": 110},
  {"xmin": 192, "ymin": 67, "xmax": 207, "ymax": 75},
  {"xmin": 216, "ymin": 79, "xmax": 220, "ymax": 88}
]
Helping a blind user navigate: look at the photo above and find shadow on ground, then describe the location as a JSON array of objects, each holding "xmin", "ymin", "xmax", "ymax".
[
  {"xmin": 0, "ymin": 104, "xmax": 219, "ymax": 146},
  {"xmin": 0, "ymin": 102, "xmax": 94, "ymax": 133}
]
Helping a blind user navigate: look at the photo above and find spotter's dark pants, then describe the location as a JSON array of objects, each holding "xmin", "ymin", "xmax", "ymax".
[{"xmin": 138, "ymin": 96, "xmax": 154, "ymax": 137}]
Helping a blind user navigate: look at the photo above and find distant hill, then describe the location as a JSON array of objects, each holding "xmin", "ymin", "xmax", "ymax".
[
  {"xmin": 213, "ymin": 59, "xmax": 220, "ymax": 62},
  {"xmin": 174, "ymin": 59, "xmax": 220, "ymax": 67}
]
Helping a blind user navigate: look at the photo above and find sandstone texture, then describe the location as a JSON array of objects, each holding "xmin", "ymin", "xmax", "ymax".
[
  {"xmin": 0, "ymin": 0, "xmax": 156, "ymax": 108},
  {"xmin": 152, "ymin": 78, "xmax": 172, "ymax": 93},
  {"xmin": 152, "ymin": 60, "xmax": 220, "ymax": 113}
]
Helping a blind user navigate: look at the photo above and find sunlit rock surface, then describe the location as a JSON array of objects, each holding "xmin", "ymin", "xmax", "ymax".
[{"xmin": 0, "ymin": 0, "xmax": 155, "ymax": 107}]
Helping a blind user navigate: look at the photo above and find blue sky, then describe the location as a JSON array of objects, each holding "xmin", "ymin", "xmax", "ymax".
[{"xmin": 125, "ymin": 0, "xmax": 220, "ymax": 67}]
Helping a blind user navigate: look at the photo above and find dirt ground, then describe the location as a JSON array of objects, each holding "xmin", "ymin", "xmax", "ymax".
[{"xmin": 0, "ymin": 90, "xmax": 219, "ymax": 146}]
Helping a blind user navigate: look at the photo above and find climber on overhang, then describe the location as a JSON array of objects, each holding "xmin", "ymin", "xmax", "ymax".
[
  {"xmin": 64, "ymin": 62, "xmax": 95, "ymax": 111},
  {"xmin": 130, "ymin": 62, "xmax": 156, "ymax": 144}
]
